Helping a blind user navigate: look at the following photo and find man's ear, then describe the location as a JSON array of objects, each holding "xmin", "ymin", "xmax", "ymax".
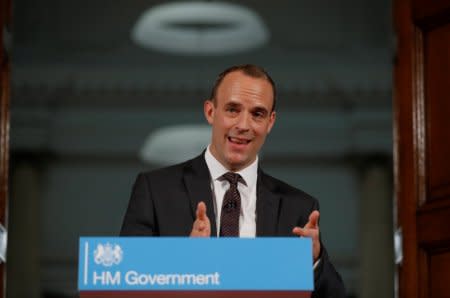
[
  {"xmin": 267, "ymin": 111, "xmax": 276, "ymax": 133},
  {"xmin": 204, "ymin": 100, "xmax": 215, "ymax": 125}
]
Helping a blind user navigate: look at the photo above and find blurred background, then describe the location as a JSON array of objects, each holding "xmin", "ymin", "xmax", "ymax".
[{"xmin": 8, "ymin": 1, "xmax": 394, "ymax": 297}]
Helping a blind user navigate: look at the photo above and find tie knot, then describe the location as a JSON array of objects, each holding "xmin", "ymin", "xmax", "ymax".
[{"xmin": 222, "ymin": 172, "xmax": 244, "ymax": 187}]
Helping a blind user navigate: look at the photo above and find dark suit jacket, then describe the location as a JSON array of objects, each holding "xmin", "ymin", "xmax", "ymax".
[{"xmin": 121, "ymin": 153, "xmax": 345, "ymax": 298}]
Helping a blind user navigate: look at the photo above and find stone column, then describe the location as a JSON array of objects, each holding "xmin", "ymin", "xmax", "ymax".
[
  {"xmin": 360, "ymin": 161, "xmax": 394, "ymax": 298},
  {"xmin": 7, "ymin": 161, "xmax": 41, "ymax": 298}
]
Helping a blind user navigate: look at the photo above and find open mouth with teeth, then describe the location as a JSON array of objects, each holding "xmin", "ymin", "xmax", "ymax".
[{"xmin": 228, "ymin": 136, "xmax": 251, "ymax": 145}]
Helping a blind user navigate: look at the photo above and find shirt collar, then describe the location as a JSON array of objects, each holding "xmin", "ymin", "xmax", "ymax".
[{"xmin": 204, "ymin": 145, "xmax": 258, "ymax": 189}]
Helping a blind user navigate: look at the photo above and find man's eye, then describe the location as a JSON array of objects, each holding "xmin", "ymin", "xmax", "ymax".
[
  {"xmin": 253, "ymin": 111, "xmax": 265, "ymax": 118},
  {"xmin": 227, "ymin": 107, "xmax": 238, "ymax": 112}
]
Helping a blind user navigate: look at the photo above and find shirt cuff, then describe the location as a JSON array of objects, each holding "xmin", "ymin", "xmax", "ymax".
[{"xmin": 313, "ymin": 258, "xmax": 321, "ymax": 270}]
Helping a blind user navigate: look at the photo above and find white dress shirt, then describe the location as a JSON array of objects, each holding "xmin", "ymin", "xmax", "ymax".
[
  {"xmin": 204, "ymin": 146, "xmax": 321, "ymax": 269},
  {"xmin": 204, "ymin": 146, "xmax": 258, "ymax": 237}
]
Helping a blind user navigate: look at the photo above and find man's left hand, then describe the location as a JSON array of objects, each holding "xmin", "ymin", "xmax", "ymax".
[{"xmin": 292, "ymin": 210, "xmax": 321, "ymax": 262}]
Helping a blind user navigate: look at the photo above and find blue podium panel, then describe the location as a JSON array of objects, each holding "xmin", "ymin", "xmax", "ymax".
[{"xmin": 78, "ymin": 237, "xmax": 313, "ymax": 297}]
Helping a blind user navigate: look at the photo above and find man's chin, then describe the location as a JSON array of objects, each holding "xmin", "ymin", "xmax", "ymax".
[{"xmin": 225, "ymin": 156, "xmax": 250, "ymax": 171}]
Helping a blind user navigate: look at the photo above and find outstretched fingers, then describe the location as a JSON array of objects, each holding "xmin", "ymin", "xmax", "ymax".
[
  {"xmin": 190, "ymin": 201, "xmax": 211, "ymax": 237},
  {"xmin": 196, "ymin": 201, "xmax": 207, "ymax": 221},
  {"xmin": 305, "ymin": 210, "xmax": 320, "ymax": 229},
  {"xmin": 292, "ymin": 210, "xmax": 321, "ymax": 261}
]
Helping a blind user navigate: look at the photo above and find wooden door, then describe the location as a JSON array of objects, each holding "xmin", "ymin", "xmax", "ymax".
[
  {"xmin": 394, "ymin": 1, "xmax": 450, "ymax": 298},
  {"xmin": 0, "ymin": 0, "xmax": 11, "ymax": 297}
]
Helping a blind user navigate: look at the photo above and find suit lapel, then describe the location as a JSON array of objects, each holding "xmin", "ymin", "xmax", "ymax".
[
  {"xmin": 256, "ymin": 170, "xmax": 281, "ymax": 236},
  {"xmin": 183, "ymin": 153, "xmax": 217, "ymax": 237}
]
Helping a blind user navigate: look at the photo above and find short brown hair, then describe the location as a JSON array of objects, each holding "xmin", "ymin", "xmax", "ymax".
[{"xmin": 209, "ymin": 64, "xmax": 277, "ymax": 111}]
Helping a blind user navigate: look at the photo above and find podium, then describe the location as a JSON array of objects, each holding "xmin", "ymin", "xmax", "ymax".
[{"xmin": 78, "ymin": 237, "xmax": 313, "ymax": 298}]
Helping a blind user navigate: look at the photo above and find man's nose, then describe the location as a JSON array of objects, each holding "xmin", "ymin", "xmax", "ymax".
[{"xmin": 235, "ymin": 112, "xmax": 251, "ymax": 130}]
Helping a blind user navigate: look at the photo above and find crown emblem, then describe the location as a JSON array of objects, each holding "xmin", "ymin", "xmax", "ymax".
[{"xmin": 93, "ymin": 243, "xmax": 123, "ymax": 267}]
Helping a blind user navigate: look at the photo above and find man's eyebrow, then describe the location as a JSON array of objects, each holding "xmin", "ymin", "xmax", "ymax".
[
  {"xmin": 224, "ymin": 102, "xmax": 241, "ymax": 107},
  {"xmin": 252, "ymin": 106, "xmax": 269, "ymax": 114}
]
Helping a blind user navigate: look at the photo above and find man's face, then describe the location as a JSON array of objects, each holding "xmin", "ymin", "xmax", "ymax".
[{"xmin": 204, "ymin": 71, "xmax": 276, "ymax": 171}]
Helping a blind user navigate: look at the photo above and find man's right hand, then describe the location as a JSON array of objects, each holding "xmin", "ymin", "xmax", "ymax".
[{"xmin": 190, "ymin": 201, "xmax": 211, "ymax": 237}]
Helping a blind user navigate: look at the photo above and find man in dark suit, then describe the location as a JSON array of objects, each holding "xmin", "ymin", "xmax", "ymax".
[{"xmin": 121, "ymin": 64, "xmax": 345, "ymax": 297}]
